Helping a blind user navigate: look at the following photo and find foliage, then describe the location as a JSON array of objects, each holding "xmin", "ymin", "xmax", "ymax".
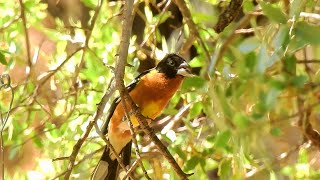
[{"xmin": 1, "ymin": 0, "xmax": 320, "ymax": 179}]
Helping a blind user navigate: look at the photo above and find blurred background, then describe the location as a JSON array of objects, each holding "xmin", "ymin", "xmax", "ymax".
[{"xmin": 1, "ymin": 0, "xmax": 320, "ymax": 179}]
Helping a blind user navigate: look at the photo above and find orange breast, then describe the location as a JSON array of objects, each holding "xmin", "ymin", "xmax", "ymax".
[{"xmin": 108, "ymin": 71, "xmax": 184, "ymax": 154}]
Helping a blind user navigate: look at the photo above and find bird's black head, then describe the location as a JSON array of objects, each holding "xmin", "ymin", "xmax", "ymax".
[{"xmin": 156, "ymin": 54, "xmax": 193, "ymax": 79}]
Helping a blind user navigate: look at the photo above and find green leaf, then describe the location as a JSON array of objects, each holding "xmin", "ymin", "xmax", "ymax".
[
  {"xmin": 294, "ymin": 21, "xmax": 320, "ymax": 45},
  {"xmin": 260, "ymin": 2, "xmax": 287, "ymax": 23},
  {"xmin": 270, "ymin": 127, "xmax": 282, "ymax": 136},
  {"xmin": 273, "ymin": 25, "xmax": 290, "ymax": 50},
  {"xmin": 298, "ymin": 148, "xmax": 308, "ymax": 164},
  {"xmin": 256, "ymin": 44, "xmax": 269, "ymax": 74},
  {"xmin": 9, "ymin": 146, "xmax": 19, "ymax": 160},
  {"xmin": 189, "ymin": 102, "xmax": 203, "ymax": 119},
  {"xmin": 214, "ymin": 130, "xmax": 231, "ymax": 148},
  {"xmin": 269, "ymin": 79, "xmax": 285, "ymax": 90},
  {"xmin": 233, "ymin": 113, "xmax": 250, "ymax": 130},
  {"xmin": 189, "ymin": 56, "xmax": 204, "ymax": 67},
  {"xmin": 33, "ymin": 136, "xmax": 43, "ymax": 148},
  {"xmin": 0, "ymin": 51, "xmax": 7, "ymax": 65},
  {"xmin": 215, "ymin": 86, "xmax": 233, "ymax": 120},
  {"xmin": 218, "ymin": 159, "xmax": 231, "ymax": 179},
  {"xmin": 184, "ymin": 156, "xmax": 200, "ymax": 172},
  {"xmin": 81, "ymin": 0, "xmax": 97, "ymax": 8},
  {"xmin": 290, "ymin": 0, "xmax": 304, "ymax": 17},
  {"xmin": 243, "ymin": 0, "xmax": 255, "ymax": 13},
  {"xmin": 238, "ymin": 37, "xmax": 260, "ymax": 53},
  {"xmin": 172, "ymin": 146, "xmax": 187, "ymax": 160},
  {"xmin": 283, "ymin": 55, "xmax": 296, "ymax": 75},
  {"xmin": 291, "ymin": 75, "xmax": 308, "ymax": 88},
  {"xmin": 181, "ymin": 76, "xmax": 206, "ymax": 90},
  {"xmin": 245, "ymin": 52, "xmax": 257, "ymax": 71}
]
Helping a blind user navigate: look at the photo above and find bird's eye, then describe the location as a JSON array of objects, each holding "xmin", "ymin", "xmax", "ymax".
[{"xmin": 167, "ymin": 59, "xmax": 175, "ymax": 66}]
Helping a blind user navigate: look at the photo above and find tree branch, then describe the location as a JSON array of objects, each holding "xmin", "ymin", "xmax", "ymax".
[
  {"xmin": 114, "ymin": 0, "xmax": 191, "ymax": 179},
  {"xmin": 214, "ymin": 0, "xmax": 243, "ymax": 33},
  {"xmin": 174, "ymin": 0, "xmax": 210, "ymax": 63},
  {"xmin": 18, "ymin": 0, "xmax": 32, "ymax": 67}
]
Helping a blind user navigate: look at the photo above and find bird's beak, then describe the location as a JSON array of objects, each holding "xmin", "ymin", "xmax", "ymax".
[{"xmin": 177, "ymin": 62, "xmax": 193, "ymax": 77}]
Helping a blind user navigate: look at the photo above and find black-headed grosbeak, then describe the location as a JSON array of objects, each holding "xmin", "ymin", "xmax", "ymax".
[{"xmin": 92, "ymin": 54, "xmax": 192, "ymax": 180}]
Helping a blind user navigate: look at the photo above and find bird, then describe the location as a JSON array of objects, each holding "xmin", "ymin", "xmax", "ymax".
[{"xmin": 91, "ymin": 53, "xmax": 192, "ymax": 180}]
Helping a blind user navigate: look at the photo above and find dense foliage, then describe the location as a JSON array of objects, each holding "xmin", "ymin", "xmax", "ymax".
[{"xmin": 1, "ymin": 0, "xmax": 320, "ymax": 179}]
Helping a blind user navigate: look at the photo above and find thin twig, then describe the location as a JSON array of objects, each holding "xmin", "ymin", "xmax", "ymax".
[
  {"xmin": 18, "ymin": 0, "xmax": 32, "ymax": 67},
  {"xmin": 207, "ymin": 12, "xmax": 253, "ymax": 75},
  {"xmin": 122, "ymin": 96, "xmax": 151, "ymax": 179},
  {"xmin": 0, "ymin": 14, "xmax": 21, "ymax": 33},
  {"xmin": 51, "ymin": 147, "xmax": 104, "ymax": 180},
  {"xmin": 63, "ymin": 86, "xmax": 114, "ymax": 179},
  {"xmin": 63, "ymin": 2, "xmax": 107, "ymax": 177},
  {"xmin": 296, "ymin": 60, "xmax": 320, "ymax": 64},
  {"xmin": 0, "ymin": 74, "xmax": 14, "ymax": 180},
  {"xmin": 174, "ymin": 0, "xmax": 210, "ymax": 63}
]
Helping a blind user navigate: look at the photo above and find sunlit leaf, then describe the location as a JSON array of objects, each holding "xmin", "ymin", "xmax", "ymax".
[
  {"xmin": 0, "ymin": 51, "xmax": 7, "ymax": 65},
  {"xmin": 189, "ymin": 102, "xmax": 203, "ymax": 119},
  {"xmin": 218, "ymin": 158, "xmax": 231, "ymax": 179},
  {"xmin": 238, "ymin": 37, "xmax": 260, "ymax": 53},
  {"xmin": 294, "ymin": 21, "xmax": 320, "ymax": 45},
  {"xmin": 214, "ymin": 130, "xmax": 231, "ymax": 148},
  {"xmin": 233, "ymin": 113, "xmax": 250, "ymax": 130},
  {"xmin": 260, "ymin": 2, "xmax": 287, "ymax": 23},
  {"xmin": 184, "ymin": 156, "xmax": 201, "ymax": 172}
]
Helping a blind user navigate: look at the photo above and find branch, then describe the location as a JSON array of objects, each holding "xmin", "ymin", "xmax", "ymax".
[
  {"xmin": 207, "ymin": 12, "xmax": 253, "ymax": 75},
  {"xmin": 296, "ymin": 60, "xmax": 320, "ymax": 64},
  {"xmin": 214, "ymin": 0, "xmax": 243, "ymax": 33},
  {"xmin": 114, "ymin": 0, "xmax": 191, "ymax": 179},
  {"xmin": 63, "ymin": 82, "xmax": 115, "ymax": 179},
  {"xmin": 52, "ymin": 147, "xmax": 104, "ymax": 180},
  {"xmin": 18, "ymin": 0, "xmax": 32, "ymax": 67}
]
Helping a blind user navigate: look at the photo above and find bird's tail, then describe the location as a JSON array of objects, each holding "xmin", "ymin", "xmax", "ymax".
[
  {"xmin": 91, "ymin": 147, "xmax": 119, "ymax": 180},
  {"xmin": 91, "ymin": 142, "xmax": 132, "ymax": 180}
]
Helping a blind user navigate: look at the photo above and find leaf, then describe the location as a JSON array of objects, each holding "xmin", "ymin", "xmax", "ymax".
[
  {"xmin": 243, "ymin": 0, "xmax": 255, "ymax": 13},
  {"xmin": 218, "ymin": 159, "xmax": 231, "ymax": 179},
  {"xmin": 181, "ymin": 76, "xmax": 206, "ymax": 90},
  {"xmin": 265, "ymin": 88, "xmax": 280, "ymax": 108},
  {"xmin": 9, "ymin": 146, "xmax": 19, "ymax": 160},
  {"xmin": 256, "ymin": 44, "xmax": 269, "ymax": 74},
  {"xmin": 294, "ymin": 21, "xmax": 320, "ymax": 45},
  {"xmin": 298, "ymin": 148, "xmax": 308, "ymax": 164},
  {"xmin": 233, "ymin": 113, "xmax": 250, "ymax": 130},
  {"xmin": 0, "ymin": 51, "xmax": 7, "ymax": 65},
  {"xmin": 273, "ymin": 25, "xmax": 290, "ymax": 51},
  {"xmin": 189, "ymin": 102, "xmax": 203, "ymax": 119},
  {"xmin": 215, "ymin": 86, "xmax": 233, "ymax": 120},
  {"xmin": 245, "ymin": 52, "xmax": 257, "ymax": 71},
  {"xmin": 238, "ymin": 37, "xmax": 260, "ymax": 53},
  {"xmin": 184, "ymin": 156, "xmax": 200, "ymax": 172},
  {"xmin": 214, "ymin": 130, "xmax": 231, "ymax": 148},
  {"xmin": 269, "ymin": 79, "xmax": 285, "ymax": 90},
  {"xmin": 270, "ymin": 127, "xmax": 282, "ymax": 136},
  {"xmin": 290, "ymin": 0, "xmax": 304, "ymax": 18},
  {"xmin": 260, "ymin": 2, "xmax": 287, "ymax": 23},
  {"xmin": 291, "ymin": 75, "xmax": 308, "ymax": 88},
  {"xmin": 33, "ymin": 136, "xmax": 43, "ymax": 148},
  {"xmin": 283, "ymin": 55, "xmax": 296, "ymax": 75},
  {"xmin": 189, "ymin": 56, "xmax": 204, "ymax": 67},
  {"xmin": 172, "ymin": 146, "xmax": 187, "ymax": 160},
  {"xmin": 144, "ymin": 6, "xmax": 153, "ymax": 23}
]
